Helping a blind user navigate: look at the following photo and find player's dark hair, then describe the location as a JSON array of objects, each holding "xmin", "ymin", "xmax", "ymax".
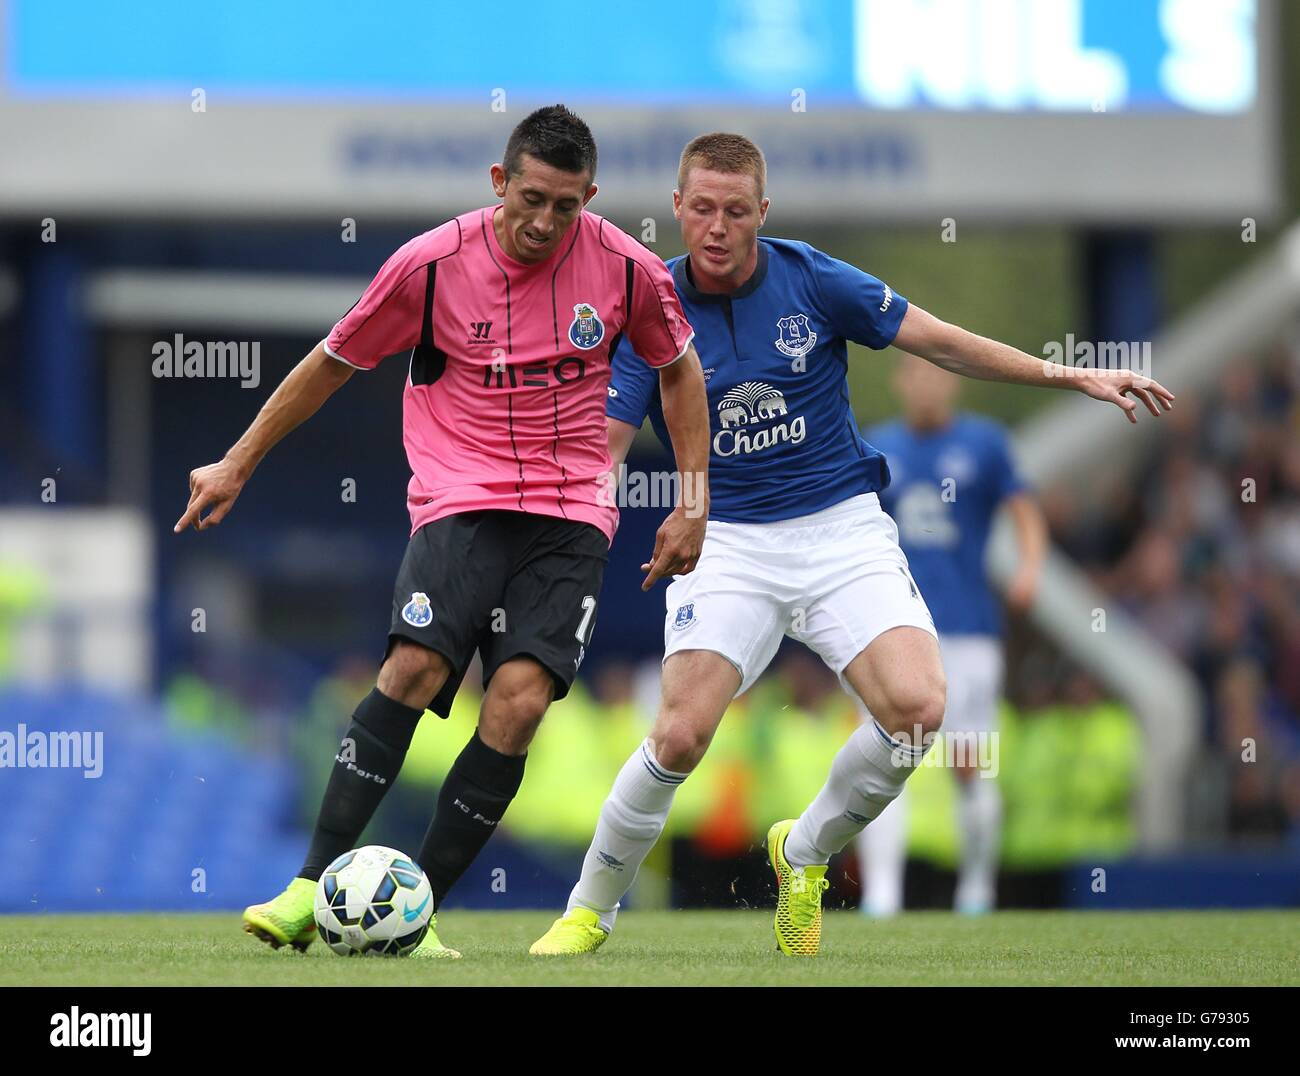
[{"xmin": 502, "ymin": 105, "xmax": 598, "ymax": 183}]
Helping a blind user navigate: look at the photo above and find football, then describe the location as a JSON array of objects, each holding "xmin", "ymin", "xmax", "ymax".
[{"xmin": 313, "ymin": 846, "xmax": 433, "ymax": 956}]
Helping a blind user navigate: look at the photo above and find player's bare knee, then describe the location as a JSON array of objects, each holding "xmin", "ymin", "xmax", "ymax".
[
  {"xmin": 479, "ymin": 662, "xmax": 554, "ymax": 753},
  {"xmin": 911, "ymin": 686, "xmax": 947, "ymax": 739},
  {"xmin": 479, "ymin": 711, "xmax": 543, "ymax": 756},
  {"xmin": 878, "ymin": 683, "xmax": 946, "ymax": 743},
  {"xmin": 493, "ymin": 663, "xmax": 555, "ymax": 717},
  {"xmin": 377, "ymin": 640, "xmax": 448, "ymax": 709},
  {"xmin": 650, "ymin": 720, "xmax": 710, "ymax": 773}
]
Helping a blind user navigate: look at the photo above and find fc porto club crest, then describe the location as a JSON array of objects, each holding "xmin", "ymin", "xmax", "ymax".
[
  {"xmin": 775, "ymin": 313, "xmax": 817, "ymax": 358},
  {"xmin": 672, "ymin": 602, "xmax": 697, "ymax": 631},
  {"xmin": 568, "ymin": 302, "xmax": 605, "ymax": 350},
  {"xmin": 401, "ymin": 591, "xmax": 433, "ymax": 628}
]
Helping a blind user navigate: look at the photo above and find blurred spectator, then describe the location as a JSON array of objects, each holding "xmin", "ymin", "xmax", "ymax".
[
  {"xmin": 1214, "ymin": 658, "xmax": 1290, "ymax": 839},
  {"xmin": 0, "ymin": 559, "xmax": 44, "ymax": 683},
  {"xmin": 1042, "ymin": 351, "xmax": 1300, "ymax": 843}
]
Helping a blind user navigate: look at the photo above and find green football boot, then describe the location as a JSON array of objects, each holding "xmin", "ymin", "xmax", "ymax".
[
  {"xmin": 242, "ymin": 877, "xmax": 318, "ymax": 952},
  {"xmin": 408, "ymin": 914, "xmax": 462, "ymax": 960},
  {"xmin": 529, "ymin": 907, "xmax": 610, "ymax": 956},
  {"xmin": 767, "ymin": 819, "xmax": 830, "ymax": 957}
]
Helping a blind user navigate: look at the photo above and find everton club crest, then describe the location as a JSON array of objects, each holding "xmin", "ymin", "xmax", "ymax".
[
  {"xmin": 775, "ymin": 313, "xmax": 817, "ymax": 358},
  {"xmin": 568, "ymin": 302, "xmax": 606, "ymax": 350}
]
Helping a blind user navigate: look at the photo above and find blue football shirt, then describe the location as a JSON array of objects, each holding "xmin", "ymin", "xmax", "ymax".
[
  {"xmin": 607, "ymin": 237, "xmax": 907, "ymax": 522},
  {"xmin": 867, "ymin": 414, "xmax": 1027, "ymax": 636}
]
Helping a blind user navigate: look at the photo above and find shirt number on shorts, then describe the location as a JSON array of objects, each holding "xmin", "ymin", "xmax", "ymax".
[{"xmin": 575, "ymin": 595, "xmax": 597, "ymax": 645}]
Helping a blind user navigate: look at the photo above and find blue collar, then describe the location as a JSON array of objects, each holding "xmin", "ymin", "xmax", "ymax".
[{"xmin": 674, "ymin": 240, "xmax": 769, "ymax": 303}]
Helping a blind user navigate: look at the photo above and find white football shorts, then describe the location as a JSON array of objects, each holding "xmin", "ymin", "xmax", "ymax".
[
  {"xmin": 932, "ymin": 633, "xmax": 1004, "ymax": 736},
  {"xmin": 662, "ymin": 493, "xmax": 937, "ymax": 695}
]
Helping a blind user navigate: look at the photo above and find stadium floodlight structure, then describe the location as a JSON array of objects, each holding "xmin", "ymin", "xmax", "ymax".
[
  {"xmin": 86, "ymin": 225, "xmax": 1300, "ymax": 849},
  {"xmin": 990, "ymin": 223, "xmax": 1300, "ymax": 849}
]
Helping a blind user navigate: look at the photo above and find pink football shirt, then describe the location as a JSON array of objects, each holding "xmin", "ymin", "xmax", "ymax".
[{"xmin": 325, "ymin": 206, "xmax": 694, "ymax": 541}]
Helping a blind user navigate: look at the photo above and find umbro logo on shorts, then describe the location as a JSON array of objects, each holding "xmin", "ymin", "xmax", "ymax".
[{"xmin": 401, "ymin": 591, "xmax": 434, "ymax": 627}]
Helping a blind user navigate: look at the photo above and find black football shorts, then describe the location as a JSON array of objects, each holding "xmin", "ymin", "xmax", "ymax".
[{"xmin": 386, "ymin": 510, "xmax": 609, "ymax": 717}]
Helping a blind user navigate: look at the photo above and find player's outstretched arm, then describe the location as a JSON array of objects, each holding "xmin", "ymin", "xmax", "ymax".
[
  {"xmin": 892, "ymin": 304, "xmax": 1175, "ymax": 424},
  {"xmin": 643, "ymin": 343, "xmax": 711, "ymax": 590},
  {"xmin": 174, "ymin": 342, "xmax": 354, "ymax": 533}
]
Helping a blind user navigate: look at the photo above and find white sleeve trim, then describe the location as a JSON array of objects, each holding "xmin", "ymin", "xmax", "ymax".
[
  {"xmin": 322, "ymin": 339, "xmax": 367, "ymax": 370},
  {"xmin": 655, "ymin": 330, "xmax": 696, "ymax": 369}
]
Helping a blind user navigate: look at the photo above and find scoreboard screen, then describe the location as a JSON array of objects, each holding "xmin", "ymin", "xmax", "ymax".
[
  {"xmin": 0, "ymin": 0, "xmax": 1276, "ymax": 221},
  {"xmin": 10, "ymin": 0, "xmax": 1256, "ymax": 113}
]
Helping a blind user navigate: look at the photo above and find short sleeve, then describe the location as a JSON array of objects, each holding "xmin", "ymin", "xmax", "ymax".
[
  {"xmin": 325, "ymin": 236, "xmax": 429, "ymax": 370},
  {"xmin": 625, "ymin": 257, "xmax": 695, "ymax": 368},
  {"xmin": 606, "ymin": 335, "xmax": 658, "ymax": 427},
  {"xmin": 988, "ymin": 424, "xmax": 1029, "ymax": 501},
  {"xmin": 810, "ymin": 247, "xmax": 908, "ymax": 350}
]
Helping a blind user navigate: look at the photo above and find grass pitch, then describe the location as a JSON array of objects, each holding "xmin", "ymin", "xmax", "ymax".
[{"xmin": 1, "ymin": 909, "xmax": 1295, "ymax": 986}]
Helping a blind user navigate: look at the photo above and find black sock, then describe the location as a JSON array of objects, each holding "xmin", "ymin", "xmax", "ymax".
[
  {"xmin": 299, "ymin": 688, "xmax": 424, "ymax": 881},
  {"xmin": 417, "ymin": 730, "xmax": 526, "ymax": 908}
]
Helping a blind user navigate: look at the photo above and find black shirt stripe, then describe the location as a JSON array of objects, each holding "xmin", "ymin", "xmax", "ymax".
[
  {"xmin": 409, "ymin": 261, "xmax": 448, "ymax": 386},
  {"xmin": 551, "ymin": 391, "xmax": 569, "ymax": 518},
  {"xmin": 480, "ymin": 209, "xmax": 512, "ymax": 354},
  {"xmin": 506, "ymin": 394, "xmax": 525, "ymax": 511},
  {"xmin": 549, "ymin": 215, "xmax": 584, "ymax": 351}
]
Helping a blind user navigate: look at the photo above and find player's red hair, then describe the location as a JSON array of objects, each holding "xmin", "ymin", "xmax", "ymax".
[{"xmin": 677, "ymin": 133, "xmax": 766, "ymax": 199}]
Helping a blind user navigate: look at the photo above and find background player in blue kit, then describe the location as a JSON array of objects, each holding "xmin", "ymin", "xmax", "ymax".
[
  {"xmin": 530, "ymin": 133, "xmax": 1173, "ymax": 958},
  {"xmin": 857, "ymin": 355, "xmax": 1048, "ymax": 917}
]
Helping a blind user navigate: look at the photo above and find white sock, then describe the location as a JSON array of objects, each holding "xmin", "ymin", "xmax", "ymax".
[
  {"xmin": 857, "ymin": 789, "xmax": 906, "ymax": 916},
  {"xmin": 954, "ymin": 776, "xmax": 1001, "ymax": 912},
  {"xmin": 567, "ymin": 740, "xmax": 687, "ymax": 933},
  {"xmin": 785, "ymin": 721, "xmax": 929, "ymax": 869}
]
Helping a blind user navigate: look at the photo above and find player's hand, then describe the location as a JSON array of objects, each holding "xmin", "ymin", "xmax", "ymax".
[
  {"xmin": 1073, "ymin": 369, "xmax": 1174, "ymax": 424},
  {"xmin": 641, "ymin": 504, "xmax": 706, "ymax": 591},
  {"xmin": 174, "ymin": 457, "xmax": 248, "ymax": 533},
  {"xmin": 1005, "ymin": 567, "xmax": 1038, "ymax": 614}
]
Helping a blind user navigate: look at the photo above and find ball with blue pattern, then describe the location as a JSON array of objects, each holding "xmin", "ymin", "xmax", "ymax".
[{"xmin": 313, "ymin": 845, "xmax": 433, "ymax": 956}]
